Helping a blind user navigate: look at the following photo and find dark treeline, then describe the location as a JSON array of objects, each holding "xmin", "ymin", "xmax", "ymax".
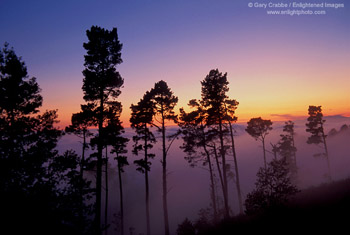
[
  {"xmin": 0, "ymin": 43, "xmax": 94, "ymax": 235},
  {"xmin": 0, "ymin": 25, "xmax": 345, "ymax": 235}
]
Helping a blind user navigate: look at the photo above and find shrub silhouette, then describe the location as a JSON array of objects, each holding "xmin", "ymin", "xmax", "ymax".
[{"xmin": 245, "ymin": 158, "xmax": 299, "ymax": 215}]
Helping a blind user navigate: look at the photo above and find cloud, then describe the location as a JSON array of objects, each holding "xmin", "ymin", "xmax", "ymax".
[{"xmin": 270, "ymin": 114, "xmax": 307, "ymax": 120}]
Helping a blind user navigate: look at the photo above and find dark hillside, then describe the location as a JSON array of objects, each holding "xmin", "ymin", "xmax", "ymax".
[{"xmin": 197, "ymin": 178, "xmax": 350, "ymax": 234}]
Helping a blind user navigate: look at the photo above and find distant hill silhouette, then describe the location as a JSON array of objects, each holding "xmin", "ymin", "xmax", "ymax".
[{"xmin": 324, "ymin": 114, "xmax": 350, "ymax": 120}]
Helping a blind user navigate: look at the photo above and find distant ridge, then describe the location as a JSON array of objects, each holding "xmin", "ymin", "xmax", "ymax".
[{"xmin": 324, "ymin": 114, "xmax": 350, "ymax": 120}]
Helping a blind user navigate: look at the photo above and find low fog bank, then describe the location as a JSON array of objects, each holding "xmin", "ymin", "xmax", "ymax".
[{"xmin": 57, "ymin": 116, "xmax": 350, "ymax": 235}]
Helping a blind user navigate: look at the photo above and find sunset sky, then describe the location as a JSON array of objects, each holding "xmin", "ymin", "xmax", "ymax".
[{"xmin": 1, "ymin": 0, "xmax": 349, "ymax": 127}]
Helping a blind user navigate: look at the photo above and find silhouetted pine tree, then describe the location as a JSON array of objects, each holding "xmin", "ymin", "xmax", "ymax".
[
  {"xmin": 87, "ymin": 102, "xmax": 126, "ymax": 235},
  {"xmin": 200, "ymin": 69, "xmax": 231, "ymax": 217},
  {"xmin": 306, "ymin": 105, "xmax": 331, "ymax": 180},
  {"xmin": 103, "ymin": 102, "xmax": 125, "ymax": 234},
  {"xmin": 65, "ymin": 103, "xmax": 95, "ymax": 178},
  {"xmin": 65, "ymin": 103, "xmax": 96, "ymax": 226},
  {"xmin": 82, "ymin": 25, "xmax": 124, "ymax": 233},
  {"xmin": 246, "ymin": 117, "xmax": 273, "ymax": 169},
  {"xmin": 130, "ymin": 91, "xmax": 156, "ymax": 235},
  {"xmin": 178, "ymin": 99, "xmax": 218, "ymax": 222},
  {"xmin": 277, "ymin": 121, "xmax": 297, "ymax": 180},
  {"xmin": 106, "ymin": 106, "xmax": 129, "ymax": 235},
  {"xmin": 149, "ymin": 80, "xmax": 178, "ymax": 235}
]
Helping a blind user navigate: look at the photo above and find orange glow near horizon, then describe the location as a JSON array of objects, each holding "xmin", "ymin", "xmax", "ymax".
[
  {"xmin": 45, "ymin": 72, "xmax": 350, "ymax": 129},
  {"xmin": 40, "ymin": 49, "xmax": 350, "ymax": 128},
  {"xmin": 40, "ymin": 58, "xmax": 350, "ymax": 128}
]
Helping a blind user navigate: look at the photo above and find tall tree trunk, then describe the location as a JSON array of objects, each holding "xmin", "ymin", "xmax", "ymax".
[
  {"xmin": 144, "ymin": 127, "xmax": 151, "ymax": 235},
  {"xmin": 96, "ymin": 95, "xmax": 104, "ymax": 234},
  {"xmin": 272, "ymin": 147, "xmax": 277, "ymax": 160},
  {"xmin": 81, "ymin": 129, "xmax": 86, "ymax": 179},
  {"xmin": 79, "ymin": 129, "xmax": 87, "ymax": 231},
  {"xmin": 228, "ymin": 122, "xmax": 243, "ymax": 214},
  {"xmin": 218, "ymin": 118, "xmax": 229, "ymax": 217},
  {"xmin": 213, "ymin": 144, "xmax": 225, "ymax": 213},
  {"xmin": 201, "ymin": 125, "xmax": 218, "ymax": 222},
  {"xmin": 117, "ymin": 155, "xmax": 124, "ymax": 235},
  {"xmin": 262, "ymin": 137, "xmax": 267, "ymax": 170},
  {"xmin": 321, "ymin": 126, "xmax": 331, "ymax": 181},
  {"xmin": 161, "ymin": 111, "xmax": 170, "ymax": 235},
  {"xmin": 105, "ymin": 147, "xmax": 109, "ymax": 235},
  {"xmin": 204, "ymin": 146, "xmax": 218, "ymax": 222},
  {"xmin": 291, "ymin": 133, "xmax": 297, "ymax": 173}
]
